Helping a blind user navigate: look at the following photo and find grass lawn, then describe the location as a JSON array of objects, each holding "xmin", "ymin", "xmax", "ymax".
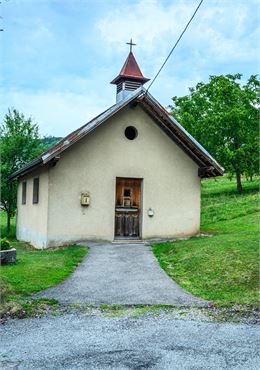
[
  {"xmin": 152, "ymin": 176, "xmax": 259, "ymax": 306},
  {"xmin": 1, "ymin": 213, "xmax": 87, "ymax": 318}
]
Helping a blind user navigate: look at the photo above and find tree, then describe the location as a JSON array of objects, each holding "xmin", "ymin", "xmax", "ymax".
[
  {"xmin": 41, "ymin": 136, "xmax": 62, "ymax": 149},
  {"xmin": 170, "ymin": 74, "xmax": 259, "ymax": 193},
  {"xmin": 0, "ymin": 109, "xmax": 44, "ymax": 233}
]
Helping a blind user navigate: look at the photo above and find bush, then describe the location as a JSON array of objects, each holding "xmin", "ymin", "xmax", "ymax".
[{"xmin": 0, "ymin": 238, "xmax": 11, "ymax": 250}]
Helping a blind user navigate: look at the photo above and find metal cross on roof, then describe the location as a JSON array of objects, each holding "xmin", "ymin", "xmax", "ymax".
[{"xmin": 126, "ymin": 38, "xmax": 136, "ymax": 52}]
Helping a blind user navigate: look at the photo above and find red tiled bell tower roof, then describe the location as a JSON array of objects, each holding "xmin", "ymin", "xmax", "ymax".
[{"xmin": 111, "ymin": 51, "xmax": 150, "ymax": 85}]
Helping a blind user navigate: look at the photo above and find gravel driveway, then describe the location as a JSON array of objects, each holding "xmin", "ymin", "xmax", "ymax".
[
  {"xmin": 36, "ymin": 242, "xmax": 205, "ymax": 305},
  {"xmin": 1, "ymin": 311, "xmax": 259, "ymax": 370}
]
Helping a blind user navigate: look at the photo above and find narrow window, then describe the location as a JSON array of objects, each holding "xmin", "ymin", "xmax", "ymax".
[
  {"xmin": 22, "ymin": 181, "xmax": 27, "ymax": 204},
  {"xmin": 33, "ymin": 177, "xmax": 39, "ymax": 204}
]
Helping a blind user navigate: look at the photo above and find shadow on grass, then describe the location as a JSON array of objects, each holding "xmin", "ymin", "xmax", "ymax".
[{"xmin": 202, "ymin": 183, "xmax": 259, "ymax": 198}]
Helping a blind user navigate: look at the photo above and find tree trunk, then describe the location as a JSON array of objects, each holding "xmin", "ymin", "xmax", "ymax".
[
  {"xmin": 7, "ymin": 211, "xmax": 11, "ymax": 234},
  {"xmin": 235, "ymin": 169, "xmax": 243, "ymax": 193}
]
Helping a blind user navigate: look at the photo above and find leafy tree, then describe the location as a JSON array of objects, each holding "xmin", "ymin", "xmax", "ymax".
[
  {"xmin": 41, "ymin": 136, "xmax": 62, "ymax": 149},
  {"xmin": 0, "ymin": 109, "xmax": 44, "ymax": 233},
  {"xmin": 170, "ymin": 74, "xmax": 259, "ymax": 193}
]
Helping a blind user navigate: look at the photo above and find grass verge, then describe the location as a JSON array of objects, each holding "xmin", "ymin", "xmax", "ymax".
[
  {"xmin": 152, "ymin": 176, "xmax": 259, "ymax": 306},
  {"xmin": 98, "ymin": 303, "xmax": 176, "ymax": 317},
  {"xmin": 67, "ymin": 303, "xmax": 259, "ymax": 324},
  {"xmin": 0, "ymin": 240, "xmax": 88, "ymax": 320}
]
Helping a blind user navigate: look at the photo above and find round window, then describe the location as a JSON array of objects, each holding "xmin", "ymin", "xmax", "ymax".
[{"xmin": 125, "ymin": 126, "xmax": 138, "ymax": 140}]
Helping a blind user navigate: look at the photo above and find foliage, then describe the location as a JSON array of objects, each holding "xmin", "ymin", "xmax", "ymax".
[
  {"xmin": 171, "ymin": 74, "xmax": 259, "ymax": 192},
  {"xmin": 41, "ymin": 136, "xmax": 62, "ymax": 149},
  {"xmin": 0, "ymin": 211, "xmax": 16, "ymax": 239},
  {"xmin": 0, "ymin": 109, "xmax": 45, "ymax": 233},
  {"xmin": 0, "ymin": 238, "xmax": 11, "ymax": 250},
  {"xmin": 152, "ymin": 176, "xmax": 259, "ymax": 306}
]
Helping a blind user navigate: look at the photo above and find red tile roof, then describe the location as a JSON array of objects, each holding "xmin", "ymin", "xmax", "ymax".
[{"xmin": 111, "ymin": 52, "xmax": 150, "ymax": 84}]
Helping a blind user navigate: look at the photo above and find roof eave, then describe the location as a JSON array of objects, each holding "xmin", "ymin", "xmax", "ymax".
[
  {"xmin": 9, "ymin": 157, "xmax": 43, "ymax": 180},
  {"xmin": 138, "ymin": 93, "xmax": 224, "ymax": 177},
  {"xmin": 110, "ymin": 75, "xmax": 150, "ymax": 85},
  {"xmin": 34, "ymin": 88, "xmax": 146, "ymax": 167},
  {"xmin": 10, "ymin": 87, "xmax": 224, "ymax": 180}
]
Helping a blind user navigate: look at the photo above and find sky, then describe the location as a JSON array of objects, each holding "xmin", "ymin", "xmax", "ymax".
[{"xmin": 0, "ymin": 0, "xmax": 259, "ymax": 137}]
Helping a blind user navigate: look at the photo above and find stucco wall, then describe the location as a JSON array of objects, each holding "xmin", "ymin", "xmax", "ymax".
[
  {"xmin": 47, "ymin": 105, "xmax": 201, "ymax": 247},
  {"xmin": 16, "ymin": 169, "xmax": 49, "ymax": 249}
]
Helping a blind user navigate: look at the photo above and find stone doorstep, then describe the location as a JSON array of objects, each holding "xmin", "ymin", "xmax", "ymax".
[
  {"xmin": 112, "ymin": 239, "xmax": 144, "ymax": 244},
  {"xmin": 112, "ymin": 236, "xmax": 192, "ymax": 245}
]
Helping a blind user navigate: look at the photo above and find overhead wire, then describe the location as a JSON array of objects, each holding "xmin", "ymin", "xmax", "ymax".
[{"xmin": 145, "ymin": 0, "xmax": 204, "ymax": 94}]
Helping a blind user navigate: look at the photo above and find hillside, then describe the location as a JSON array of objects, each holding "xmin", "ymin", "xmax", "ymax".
[
  {"xmin": 41, "ymin": 136, "xmax": 62, "ymax": 149},
  {"xmin": 153, "ymin": 176, "xmax": 259, "ymax": 306}
]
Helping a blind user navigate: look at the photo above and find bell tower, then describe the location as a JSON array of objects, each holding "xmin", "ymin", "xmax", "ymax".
[{"xmin": 111, "ymin": 39, "xmax": 150, "ymax": 102}]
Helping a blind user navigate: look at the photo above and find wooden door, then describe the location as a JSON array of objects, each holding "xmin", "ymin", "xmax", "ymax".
[{"xmin": 115, "ymin": 178, "xmax": 142, "ymax": 239}]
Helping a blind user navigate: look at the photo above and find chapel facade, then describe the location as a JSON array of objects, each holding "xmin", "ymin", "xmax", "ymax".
[{"xmin": 11, "ymin": 47, "xmax": 223, "ymax": 249}]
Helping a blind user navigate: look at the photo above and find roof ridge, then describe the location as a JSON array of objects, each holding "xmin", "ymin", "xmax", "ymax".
[
  {"xmin": 10, "ymin": 87, "xmax": 223, "ymax": 180},
  {"xmin": 40, "ymin": 104, "xmax": 117, "ymax": 159}
]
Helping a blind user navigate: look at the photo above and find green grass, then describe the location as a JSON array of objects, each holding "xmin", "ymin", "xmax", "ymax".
[
  {"xmin": 1, "ymin": 176, "xmax": 259, "ymax": 317},
  {"xmin": 0, "ymin": 236, "xmax": 88, "ymax": 318},
  {"xmin": 1, "ymin": 241, "xmax": 87, "ymax": 298},
  {"xmin": 201, "ymin": 176, "xmax": 259, "ymax": 226},
  {"xmin": 152, "ymin": 176, "xmax": 259, "ymax": 306}
]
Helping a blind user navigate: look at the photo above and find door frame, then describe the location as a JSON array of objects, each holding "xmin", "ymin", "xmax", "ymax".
[{"xmin": 114, "ymin": 177, "xmax": 143, "ymax": 240}]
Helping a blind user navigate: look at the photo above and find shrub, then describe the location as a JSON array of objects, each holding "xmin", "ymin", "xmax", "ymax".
[{"xmin": 0, "ymin": 238, "xmax": 11, "ymax": 250}]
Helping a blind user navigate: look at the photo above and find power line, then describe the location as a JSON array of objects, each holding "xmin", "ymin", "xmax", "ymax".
[{"xmin": 145, "ymin": 0, "xmax": 204, "ymax": 94}]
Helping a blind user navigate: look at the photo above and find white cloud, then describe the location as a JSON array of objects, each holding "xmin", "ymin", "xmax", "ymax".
[
  {"xmin": 2, "ymin": 0, "xmax": 258, "ymax": 140},
  {"xmin": 95, "ymin": 0, "xmax": 259, "ymax": 105},
  {"xmin": 97, "ymin": 0, "xmax": 192, "ymax": 55},
  {"xmin": 97, "ymin": 0, "xmax": 259, "ymax": 64},
  {"xmin": 0, "ymin": 90, "xmax": 110, "ymax": 137}
]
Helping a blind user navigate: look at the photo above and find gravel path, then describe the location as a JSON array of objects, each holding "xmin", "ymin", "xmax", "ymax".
[
  {"xmin": 36, "ymin": 242, "xmax": 205, "ymax": 305},
  {"xmin": 0, "ymin": 311, "xmax": 259, "ymax": 370}
]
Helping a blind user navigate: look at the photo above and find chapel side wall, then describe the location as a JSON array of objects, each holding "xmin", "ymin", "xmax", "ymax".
[
  {"xmin": 16, "ymin": 169, "xmax": 49, "ymax": 249},
  {"xmin": 47, "ymin": 106, "xmax": 201, "ymax": 246}
]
